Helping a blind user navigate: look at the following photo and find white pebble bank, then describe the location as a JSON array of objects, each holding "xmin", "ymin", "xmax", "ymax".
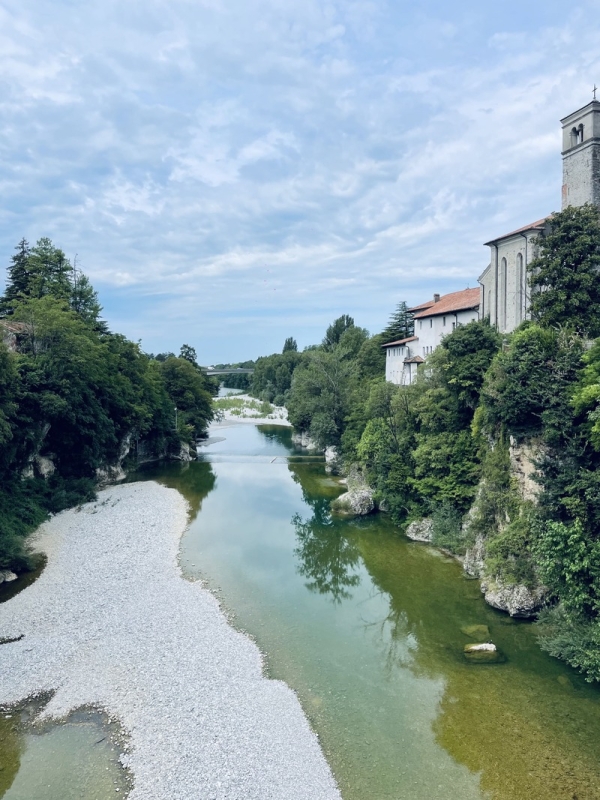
[{"xmin": 0, "ymin": 482, "xmax": 341, "ymax": 800}]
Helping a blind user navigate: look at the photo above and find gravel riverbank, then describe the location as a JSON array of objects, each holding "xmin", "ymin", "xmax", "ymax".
[{"xmin": 0, "ymin": 482, "xmax": 341, "ymax": 800}]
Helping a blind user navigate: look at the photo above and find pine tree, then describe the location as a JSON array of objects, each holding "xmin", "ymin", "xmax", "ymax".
[
  {"xmin": 26, "ymin": 238, "xmax": 72, "ymax": 301},
  {"xmin": 283, "ymin": 337, "xmax": 298, "ymax": 353},
  {"xmin": 1, "ymin": 238, "xmax": 31, "ymax": 314},
  {"xmin": 382, "ymin": 301, "xmax": 414, "ymax": 343}
]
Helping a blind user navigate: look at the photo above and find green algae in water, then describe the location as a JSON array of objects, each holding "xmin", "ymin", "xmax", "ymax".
[
  {"xmin": 0, "ymin": 707, "xmax": 130, "ymax": 800},
  {"xmin": 133, "ymin": 423, "xmax": 600, "ymax": 800}
]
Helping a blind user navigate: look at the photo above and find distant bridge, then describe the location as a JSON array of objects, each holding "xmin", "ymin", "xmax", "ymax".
[{"xmin": 203, "ymin": 368, "xmax": 254, "ymax": 376}]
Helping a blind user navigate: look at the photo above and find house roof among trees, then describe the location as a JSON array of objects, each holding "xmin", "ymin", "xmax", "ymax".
[
  {"xmin": 412, "ymin": 288, "xmax": 480, "ymax": 319},
  {"xmin": 381, "ymin": 335, "xmax": 418, "ymax": 348},
  {"xmin": 408, "ymin": 299, "xmax": 435, "ymax": 312}
]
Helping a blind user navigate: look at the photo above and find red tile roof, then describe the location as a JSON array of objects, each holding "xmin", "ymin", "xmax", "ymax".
[
  {"xmin": 404, "ymin": 356, "xmax": 425, "ymax": 364},
  {"xmin": 484, "ymin": 216, "xmax": 549, "ymax": 245},
  {"xmin": 413, "ymin": 288, "xmax": 480, "ymax": 319},
  {"xmin": 408, "ymin": 299, "xmax": 435, "ymax": 312},
  {"xmin": 381, "ymin": 335, "xmax": 418, "ymax": 348}
]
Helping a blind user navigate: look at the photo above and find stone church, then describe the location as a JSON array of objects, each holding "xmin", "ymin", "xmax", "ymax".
[{"xmin": 479, "ymin": 98, "xmax": 600, "ymax": 333}]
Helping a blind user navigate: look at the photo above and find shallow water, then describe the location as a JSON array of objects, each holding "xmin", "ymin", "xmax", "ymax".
[
  {"xmin": 0, "ymin": 707, "xmax": 129, "ymax": 799},
  {"xmin": 138, "ymin": 423, "xmax": 600, "ymax": 800}
]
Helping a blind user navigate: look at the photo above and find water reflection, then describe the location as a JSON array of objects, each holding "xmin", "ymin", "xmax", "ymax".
[
  {"xmin": 129, "ymin": 460, "xmax": 216, "ymax": 522},
  {"xmin": 292, "ymin": 506, "xmax": 361, "ymax": 604}
]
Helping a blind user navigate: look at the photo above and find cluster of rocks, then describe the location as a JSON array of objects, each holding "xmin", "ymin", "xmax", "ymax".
[{"xmin": 0, "ymin": 571, "xmax": 17, "ymax": 585}]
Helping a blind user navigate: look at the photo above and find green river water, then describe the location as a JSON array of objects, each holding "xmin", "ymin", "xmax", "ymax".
[{"xmin": 2, "ymin": 421, "xmax": 600, "ymax": 798}]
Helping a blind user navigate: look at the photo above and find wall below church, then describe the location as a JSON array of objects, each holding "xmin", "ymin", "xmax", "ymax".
[{"xmin": 481, "ymin": 231, "xmax": 542, "ymax": 334}]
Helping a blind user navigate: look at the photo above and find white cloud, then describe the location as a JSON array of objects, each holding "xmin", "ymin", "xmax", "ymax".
[{"xmin": 1, "ymin": 0, "xmax": 600, "ymax": 359}]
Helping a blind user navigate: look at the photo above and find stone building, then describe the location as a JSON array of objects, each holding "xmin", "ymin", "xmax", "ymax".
[
  {"xmin": 479, "ymin": 98, "xmax": 600, "ymax": 333},
  {"xmin": 383, "ymin": 288, "xmax": 480, "ymax": 385}
]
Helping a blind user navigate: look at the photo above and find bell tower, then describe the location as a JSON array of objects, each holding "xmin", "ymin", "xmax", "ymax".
[{"xmin": 561, "ymin": 98, "xmax": 600, "ymax": 209}]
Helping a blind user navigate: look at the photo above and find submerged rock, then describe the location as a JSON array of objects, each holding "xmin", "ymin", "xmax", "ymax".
[
  {"xmin": 461, "ymin": 624, "xmax": 490, "ymax": 640},
  {"xmin": 463, "ymin": 642, "xmax": 504, "ymax": 664},
  {"xmin": 405, "ymin": 518, "xmax": 433, "ymax": 543},
  {"xmin": 481, "ymin": 578, "xmax": 547, "ymax": 618}
]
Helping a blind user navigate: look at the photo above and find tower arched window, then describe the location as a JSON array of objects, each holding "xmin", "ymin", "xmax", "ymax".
[
  {"xmin": 501, "ymin": 257, "xmax": 508, "ymax": 329},
  {"xmin": 571, "ymin": 124, "xmax": 585, "ymax": 146}
]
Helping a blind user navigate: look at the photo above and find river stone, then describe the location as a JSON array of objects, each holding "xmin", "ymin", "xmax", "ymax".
[
  {"xmin": 461, "ymin": 624, "xmax": 490, "ymax": 640},
  {"xmin": 481, "ymin": 578, "xmax": 547, "ymax": 618},
  {"xmin": 331, "ymin": 489, "xmax": 375, "ymax": 517},
  {"xmin": 405, "ymin": 518, "xmax": 433, "ymax": 543},
  {"xmin": 463, "ymin": 642, "xmax": 503, "ymax": 664},
  {"xmin": 0, "ymin": 571, "xmax": 17, "ymax": 584}
]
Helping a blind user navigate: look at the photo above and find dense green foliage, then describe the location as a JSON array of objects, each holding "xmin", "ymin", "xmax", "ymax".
[
  {"xmin": 528, "ymin": 204, "xmax": 600, "ymax": 337},
  {"xmin": 0, "ymin": 238, "xmax": 214, "ymax": 572},
  {"xmin": 251, "ymin": 350, "xmax": 305, "ymax": 405}
]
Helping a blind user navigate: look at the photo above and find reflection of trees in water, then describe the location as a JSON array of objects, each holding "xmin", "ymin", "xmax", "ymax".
[
  {"xmin": 133, "ymin": 460, "xmax": 217, "ymax": 522},
  {"xmin": 292, "ymin": 497, "xmax": 361, "ymax": 604},
  {"xmin": 360, "ymin": 601, "xmax": 418, "ymax": 675}
]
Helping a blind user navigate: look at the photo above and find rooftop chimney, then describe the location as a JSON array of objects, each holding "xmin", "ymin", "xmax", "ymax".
[{"xmin": 433, "ymin": 293, "xmax": 440, "ymax": 303}]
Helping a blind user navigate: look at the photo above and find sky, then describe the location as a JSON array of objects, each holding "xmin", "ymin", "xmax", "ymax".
[{"xmin": 1, "ymin": 0, "xmax": 600, "ymax": 363}]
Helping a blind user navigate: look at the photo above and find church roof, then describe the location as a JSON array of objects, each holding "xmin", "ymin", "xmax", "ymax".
[
  {"xmin": 381, "ymin": 335, "xmax": 418, "ymax": 348},
  {"xmin": 412, "ymin": 288, "xmax": 480, "ymax": 319},
  {"xmin": 404, "ymin": 356, "xmax": 425, "ymax": 364},
  {"xmin": 484, "ymin": 216, "xmax": 549, "ymax": 246}
]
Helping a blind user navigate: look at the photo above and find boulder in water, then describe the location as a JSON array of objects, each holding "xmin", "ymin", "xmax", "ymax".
[
  {"xmin": 405, "ymin": 519, "xmax": 433, "ymax": 543},
  {"xmin": 463, "ymin": 642, "xmax": 504, "ymax": 664}
]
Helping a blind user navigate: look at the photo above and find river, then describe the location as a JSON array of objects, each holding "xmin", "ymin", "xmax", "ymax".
[
  {"xmin": 2, "ymin": 421, "xmax": 600, "ymax": 799},
  {"xmin": 138, "ymin": 422, "xmax": 600, "ymax": 800}
]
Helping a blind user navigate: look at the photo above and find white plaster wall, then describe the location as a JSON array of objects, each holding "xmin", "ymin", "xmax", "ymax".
[
  {"xmin": 415, "ymin": 308, "xmax": 479, "ymax": 356},
  {"xmin": 483, "ymin": 232, "xmax": 541, "ymax": 333},
  {"xmin": 385, "ymin": 344, "xmax": 413, "ymax": 385}
]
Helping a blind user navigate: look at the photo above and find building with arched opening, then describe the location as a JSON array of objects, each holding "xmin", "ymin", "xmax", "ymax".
[{"xmin": 478, "ymin": 98, "xmax": 600, "ymax": 333}]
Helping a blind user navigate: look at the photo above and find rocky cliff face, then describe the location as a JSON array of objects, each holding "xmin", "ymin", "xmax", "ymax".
[{"xmin": 463, "ymin": 437, "xmax": 547, "ymax": 618}]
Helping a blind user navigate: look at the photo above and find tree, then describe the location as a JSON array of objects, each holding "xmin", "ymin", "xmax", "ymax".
[
  {"xmin": 283, "ymin": 337, "xmax": 298, "ymax": 353},
  {"xmin": 287, "ymin": 348, "xmax": 358, "ymax": 447},
  {"xmin": 528, "ymin": 204, "xmax": 600, "ymax": 336},
  {"xmin": 1, "ymin": 238, "xmax": 31, "ymax": 314},
  {"xmin": 179, "ymin": 344, "xmax": 198, "ymax": 365},
  {"xmin": 70, "ymin": 269, "xmax": 103, "ymax": 328},
  {"xmin": 322, "ymin": 315, "xmax": 354, "ymax": 351},
  {"xmin": 159, "ymin": 357, "xmax": 213, "ymax": 439},
  {"xmin": 382, "ymin": 301, "xmax": 413, "ymax": 343}
]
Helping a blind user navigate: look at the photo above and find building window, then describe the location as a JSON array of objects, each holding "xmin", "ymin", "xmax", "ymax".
[
  {"xmin": 419, "ymin": 320, "xmax": 422, "ymax": 329},
  {"xmin": 501, "ymin": 257, "xmax": 508, "ymax": 329},
  {"xmin": 430, "ymin": 319, "xmax": 433, "ymax": 328},
  {"xmin": 443, "ymin": 316, "xmax": 446, "ymax": 326},
  {"xmin": 517, "ymin": 252, "xmax": 524, "ymax": 324},
  {"xmin": 571, "ymin": 124, "xmax": 584, "ymax": 146}
]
